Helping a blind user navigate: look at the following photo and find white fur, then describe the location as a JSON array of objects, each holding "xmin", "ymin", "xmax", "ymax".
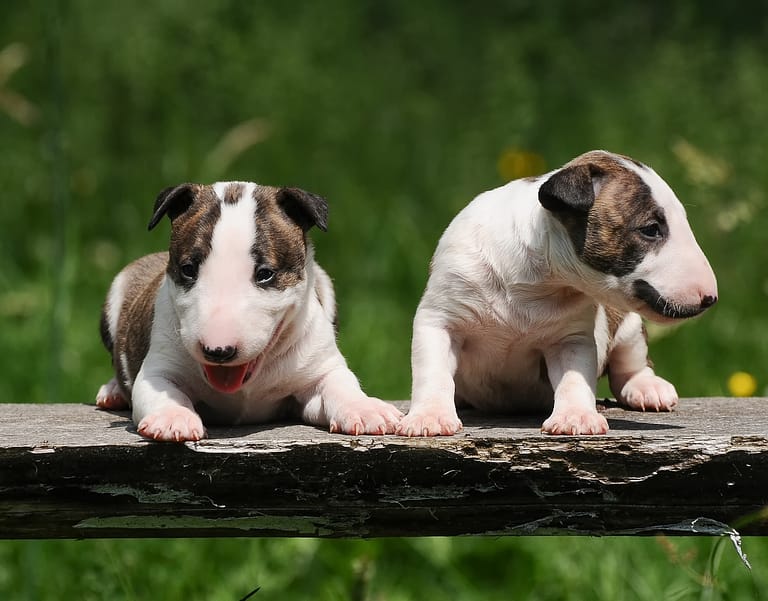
[
  {"xmin": 400, "ymin": 156, "xmax": 716, "ymax": 436},
  {"xmin": 594, "ymin": 305, "xmax": 610, "ymax": 371},
  {"xmin": 105, "ymin": 270, "xmax": 128, "ymax": 342},
  {"xmin": 128, "ymin": 181, "xmax": 401, "ymax": 441}
]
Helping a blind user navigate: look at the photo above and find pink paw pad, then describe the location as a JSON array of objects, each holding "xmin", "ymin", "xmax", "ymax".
[
  {"xmin": 542, "ymin": 409, "xmax": 609, "ymax": 435},
  {"xmin": 137, "ymin": 407, "xmax": 206, "ymax": 442},
  {"xmin": 95, "ymin": 378, "xmax": 129, "ymax": 410},
  {"xmin": 396, "ymin": 407, "xmax": 463, "ymax": 437},
  {"xmin": 329, "ymin": 397, "xmax": 403, "ymax": 435},
  {"xmin": 620, "ymin": 375, "xmax": 678, "ymax": 412}
]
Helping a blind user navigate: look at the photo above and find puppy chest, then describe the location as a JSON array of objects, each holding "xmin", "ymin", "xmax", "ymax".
[
  {"xmin": 455, "ymin": 332, "xmax": 553, "ymax": 409},
  {"xmin": 458, "ymin": 329, "xmax": 546, "ymax": 379}
]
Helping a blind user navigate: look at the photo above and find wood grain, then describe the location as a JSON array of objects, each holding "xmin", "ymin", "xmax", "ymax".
[{"xmin": 1, "ymin": 399, "xmax": 766, "ymax": 538}]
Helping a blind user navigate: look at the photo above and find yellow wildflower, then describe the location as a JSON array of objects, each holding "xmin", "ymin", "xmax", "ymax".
[
  {"xmin": 727, "ymin": 372, "xmax": 757, "ymax": 397},
  {"xmin": 497, "ymin": 148, "xmax": 546, "ymax": 181}
]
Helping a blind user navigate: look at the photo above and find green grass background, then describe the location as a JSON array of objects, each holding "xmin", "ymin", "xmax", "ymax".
[{"xmin": 1, "ymin": 1, "xmax": 767, "ymax": 599}]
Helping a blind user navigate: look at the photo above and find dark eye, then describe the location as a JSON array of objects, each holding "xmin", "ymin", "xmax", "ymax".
[
  {"xmin": 255, "ymin": 267, "xmax": 276, "ymax": 285},
  {"xmin": 638, "ymin": 223, "xmax": 663, "ymax": 240},
  {"xmin": 180, "ymin": 261, "xmax": 199, "ymax": 281}
]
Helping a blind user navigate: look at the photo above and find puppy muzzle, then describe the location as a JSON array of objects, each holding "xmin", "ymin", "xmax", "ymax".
[{"xmin": 633, "ymin": 279, "xmax": 717, "ymax": 320}]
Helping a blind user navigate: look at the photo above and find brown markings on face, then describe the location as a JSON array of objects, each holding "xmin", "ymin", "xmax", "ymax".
[
  {"xmin": 221, "ymin": 182, "xmax": 245, "ymax": 205},
  {"xmin": 166, "ymin": 187, "xmax": 221, "ymax": 290},
  {"xmin": 252, "ymin": 186, "xmax": 308, "ymax": 290},
  {"xmin": 550, "ymin": 152, "xmax": 667, "ymax": 277},
  {"xmin": 165, "ymin": 183, "xmax": 310, "ymax": 293},
  {"xmin": 110, "ymin": 252, "xmax": 169, "ymax": 397}
]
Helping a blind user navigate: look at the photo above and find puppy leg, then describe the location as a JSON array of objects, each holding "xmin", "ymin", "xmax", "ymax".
[
  {"xmin": 607, "ymin": 315, "xmax": 677, "ymax": 412},
  {"xmin": 397, "ymin": 312, "xmax": 463, "ymax": 436},
  {"xmin": 300, "ymin": 366, "xmax": 403, "ymax": 435},
  {"xmin": 132, "ymin": 368, "xmax": 206, "ymax": 442},
  {"xmin": 542, "ymin": 334, "xmax": 608, "ymax": 435},
  {"xmin": 95, "ymin": 377, "xmax": 129, "ymax": 410}
]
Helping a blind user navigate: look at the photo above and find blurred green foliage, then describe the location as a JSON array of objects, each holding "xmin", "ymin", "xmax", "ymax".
[{"xmin": 1, "ymin": 1, "xmax": 767, "ymax": 599}]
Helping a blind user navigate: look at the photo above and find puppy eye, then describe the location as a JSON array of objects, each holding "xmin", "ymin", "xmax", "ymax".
[
  {"xmin": 638, "ymin": 223, "xmax": 662, "ymax": 240},
  {"xmin": 180, "ymin": 261, "xmax": 199, "ymax": 281},
  {"xmin": 255, "ymin": 267, "xmax": 276, "ymax": 285}
]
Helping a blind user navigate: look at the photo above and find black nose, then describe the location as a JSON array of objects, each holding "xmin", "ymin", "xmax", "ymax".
[
  {"xmin": 700, "ymin": 295, "xmax": 718, "ymax": 309},
  {"xmin": 201, "ymin": 344, "xmax": 238, "ymax": 363}
]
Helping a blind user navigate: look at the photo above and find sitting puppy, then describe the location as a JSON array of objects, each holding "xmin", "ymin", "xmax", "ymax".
[
  {"xmin": 400, "ymin": 150, "xmax": 717, "ymax": 436},
  {"xmin": 96, "ymin": 182, "xmax": 402, "ymax": 441}
]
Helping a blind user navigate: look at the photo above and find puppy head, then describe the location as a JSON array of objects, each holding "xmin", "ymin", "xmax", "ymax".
[
  {"xmin": 539, "ymin": 150, "xmax": 718, "ymax": 323},
  {"xmin": 149, "ymin": 181, "xmax": 328, "ymax": 393}
]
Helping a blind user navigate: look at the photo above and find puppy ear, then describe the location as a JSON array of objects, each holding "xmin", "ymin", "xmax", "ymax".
[
  {"xmin": 277, "ymin": 187, "xmax": 329, "ymax": 232},
  {"xmin": 539, "ymin": 164, "xmax": 604, "ymax": 214},
  {"xmin": 148, "ymin": 184, "xmax": 197, "ymax": 230}
]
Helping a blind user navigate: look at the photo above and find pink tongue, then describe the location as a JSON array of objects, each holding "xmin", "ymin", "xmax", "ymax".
[{"xmin": 203, "ymin": 363, "xmax": 249, "ymax": 394}]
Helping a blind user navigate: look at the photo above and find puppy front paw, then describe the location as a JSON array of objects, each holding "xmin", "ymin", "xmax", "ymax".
[
  {"xmin": 96, "ymin": 378, "xmax": 129, "ymax": 410},
  {"xmin": 542, "ymin": 409, "xmax": 608, "ymax": 435},
  {"xmin": 137, "ymin": 406, "xmax": 206, "ymax": 442},
  {"xmin": 619, "ymin": 374, "xmax": 678, "ymax": 412},
  {"xmin": 396, "ymin": 404, "xmax": 463, "ymax": 437},
  {"xmin": 328, "ymin": 397, "xmax": 403, "ymax": 435}
]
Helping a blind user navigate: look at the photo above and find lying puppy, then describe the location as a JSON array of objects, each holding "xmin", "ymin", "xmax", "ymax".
[
  {"xmin": 96, "ymin": 182, "xmax": 402, "ymax": 441},
  {"xmin": 400, "ymin": 150, "xmax": 717, "ymax": 436}
]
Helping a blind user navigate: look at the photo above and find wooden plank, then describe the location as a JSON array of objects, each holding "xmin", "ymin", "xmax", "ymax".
[{"xmin": 0, "ymin": 399, "xmax": 767, "ymax": 539}]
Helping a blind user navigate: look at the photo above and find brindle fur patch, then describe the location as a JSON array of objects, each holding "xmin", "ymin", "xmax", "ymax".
[
  {"xmin": 221, "ymin": 182, "xmax": 245, "ymax": 205},
  {"xmin": 166, "ymin": 188, "xmax": 221, "ymax": 290},
  {"xmin": 252, "ymin": 186, "xmax": 308, "ymax": 290},
  {"xmin": 109, "ymin": 252, "xmax": 169, "ymax": 397},
  {"xmin": 547, "ymin": 151, "xmax": 666, "ymax": 277}
]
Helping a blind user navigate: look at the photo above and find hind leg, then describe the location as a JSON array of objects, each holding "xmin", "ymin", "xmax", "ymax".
[
  {"xmin": 606, "ymin": 313, "xmax": 678, "ymax": 412},
  {"xmin": 95, "ymin": 377, "xmax": 130, "ymax": 410}
]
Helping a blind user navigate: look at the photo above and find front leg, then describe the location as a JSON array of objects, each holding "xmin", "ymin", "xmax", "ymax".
[
  {"xmin": 542, "ymin": 334, "xmax": 608, "ymax": 435},
  {"xmin": 606, "ymin": 313, "xmax": 678, "ymax": 412},
  {"xmin": 132, "ymin": 367, "xmax": 206, "ymax": 442},
  {"xmin": 397, "ymin": 310, "xmax": 463, "ymax": 436},
  {"xmin": 299, "ymin": 365, "xmax": 403, "ymax": 435}
]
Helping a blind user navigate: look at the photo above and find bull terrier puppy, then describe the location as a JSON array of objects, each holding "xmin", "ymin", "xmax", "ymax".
[
  {"xmin": 400, "ymin": 150, "xmax": 717, "ymax": 436},
  {"xmin": 96, "ymin": 182, "xmax": 402, "ymax": 441}
]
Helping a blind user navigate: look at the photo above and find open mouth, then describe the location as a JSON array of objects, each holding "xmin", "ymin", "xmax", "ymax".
[
  {"xmin": 203, "ymin": 358, "xmax": 261, "ymax": 394},
  {"xmin": 200, "ymin": 317, "xmax": 286, "ymax": 394},
  {"xmin": 633, "ymin": 279, "xmax": 707, "ymax": 320}
]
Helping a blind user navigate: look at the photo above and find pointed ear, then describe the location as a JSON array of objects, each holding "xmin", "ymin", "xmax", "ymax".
[
  {"xmin": 539, "ymin": 164, "xmax": 604, "ymax": 214},
  {"xmin": 148, "ymin": 184, "xmax": 197, "ymax": 230},
  {"xmin": 277, "ymin": 187, "xmax": 328, "ymax": 232}
]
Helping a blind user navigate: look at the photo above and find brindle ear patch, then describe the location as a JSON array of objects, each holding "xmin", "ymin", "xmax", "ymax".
[
  {"xmin": 277, "ymin": 187, "xmax": 329, "ymax": 232},
  {"xmin": 539, "ymin": 164, "xmax": 603, "ymax": 214},
  {"xmin": 148, "ymin": 183, "xmax": 198, "ymax": 230}
]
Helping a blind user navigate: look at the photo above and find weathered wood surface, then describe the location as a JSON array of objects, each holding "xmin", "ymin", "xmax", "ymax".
[{"xmin": 1, "ymin": 399, "xmax": 767, "ymax": 539}]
